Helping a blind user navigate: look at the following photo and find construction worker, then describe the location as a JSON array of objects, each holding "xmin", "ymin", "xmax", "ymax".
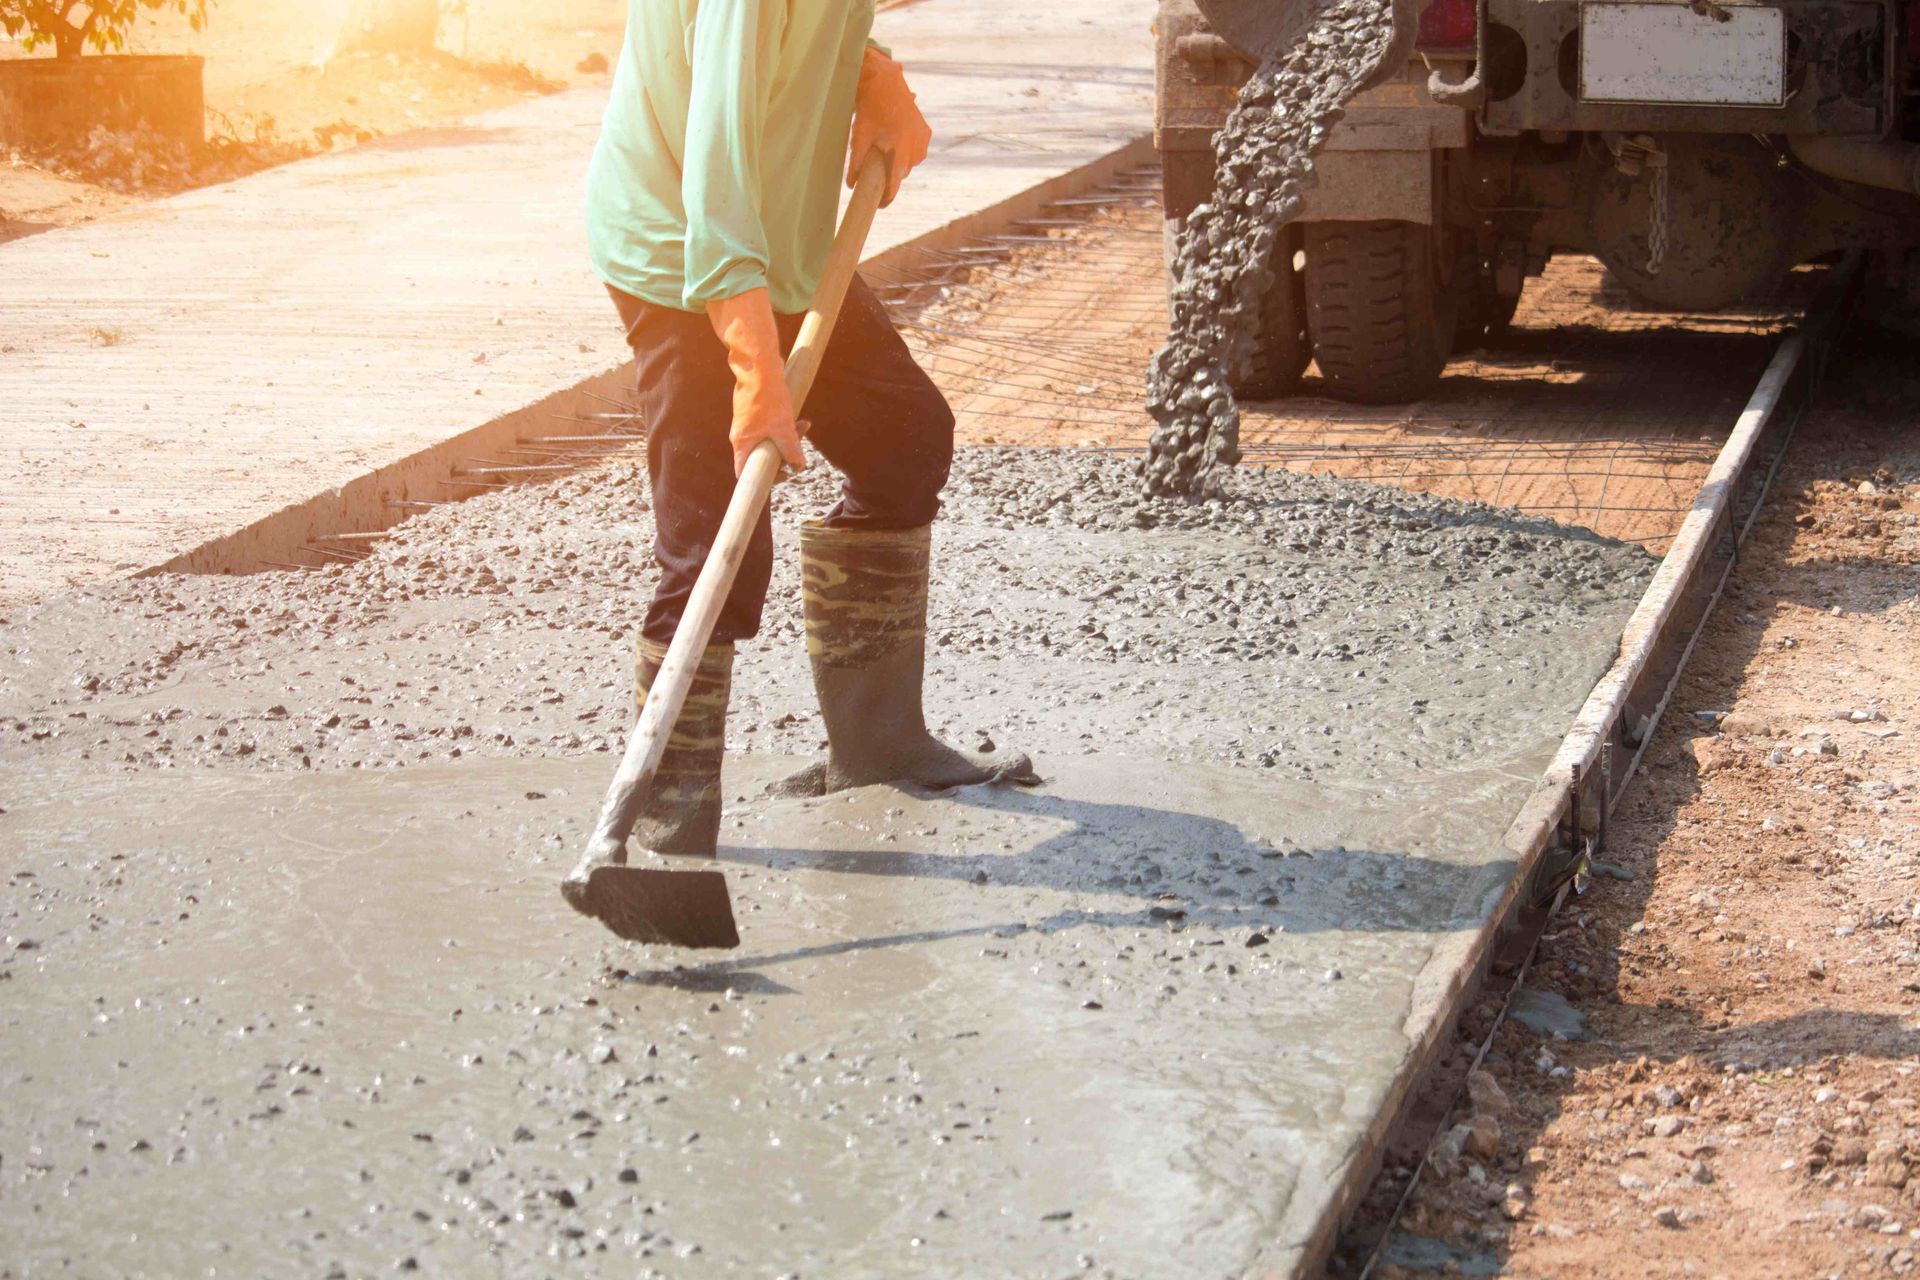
[{"xmin": 576, "ymin": 1, "xmax": 1035, "ymax": 879}]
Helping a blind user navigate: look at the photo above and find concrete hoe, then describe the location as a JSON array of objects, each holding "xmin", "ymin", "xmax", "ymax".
[{"xmin": 560, "ymin": 154, "xmax": 891, "ymax": 949}]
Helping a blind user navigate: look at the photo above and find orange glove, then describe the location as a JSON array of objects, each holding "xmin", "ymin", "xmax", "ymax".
[
  {"xmin": 847, "ymin": 46, "xmax": 931, "ymax": 208},
  {"xmin": 706, "ymin": 288, "xmax": 808, "ymax": 477}
]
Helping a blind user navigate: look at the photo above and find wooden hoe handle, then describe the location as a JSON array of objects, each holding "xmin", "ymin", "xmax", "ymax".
[{"xmin": 581, "ymin": 155, "xmax": 891, "ymax": 863}]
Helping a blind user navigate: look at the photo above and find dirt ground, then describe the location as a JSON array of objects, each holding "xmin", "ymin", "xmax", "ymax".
[
  {"xmin": 1329, "ymin": 318, "xmax": 1920, "ymax": 1278},
  {"xmin": 0, "ymin": 0, "xmax": 623, "ymax": 240}
]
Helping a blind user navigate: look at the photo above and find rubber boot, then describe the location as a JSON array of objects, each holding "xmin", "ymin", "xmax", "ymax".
[
  {"xmin": 562, "ymin": 637, "xmax": 732, "ymax": 898},
  {"xmin": 628, "ymin": 638, "xmax": 732, "ymax": 857},
  {"xmin": 778, "ymin": 523, "xmax": 1037, "ymax": 796}
]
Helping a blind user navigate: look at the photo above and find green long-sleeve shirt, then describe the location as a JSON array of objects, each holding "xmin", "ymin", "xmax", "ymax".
[{"xmin": 585, "ymin": 0, "xmax": 875, "ymax": 316}]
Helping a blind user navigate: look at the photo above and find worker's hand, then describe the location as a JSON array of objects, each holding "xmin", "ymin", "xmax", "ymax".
[
  {"xmin": 847, "ymin": 46, "xmax": 931, "ymax": 208},
  {"xmin": 706, "ymin": 288, "xmax": 808, "ymax": 478}
]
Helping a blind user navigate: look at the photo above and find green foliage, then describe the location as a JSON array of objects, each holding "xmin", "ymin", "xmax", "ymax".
[{"xmin": 0, "ymin": 0, "xmax": 210, "ymax": 60}]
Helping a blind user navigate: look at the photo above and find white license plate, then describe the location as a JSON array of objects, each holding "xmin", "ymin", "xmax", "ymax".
[{"xmin": 1580, "ymin": 3, "xmax": 1786, "ymax": 107}]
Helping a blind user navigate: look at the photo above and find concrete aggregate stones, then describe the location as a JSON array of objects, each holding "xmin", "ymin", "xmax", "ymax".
[
  {"xmin": 1, "ymin": 447, "xmax": 1648, "ymax": 785},
  {"xmin": 1145, "ymin": 0, "xmax": 1393, "ymax": 498}
]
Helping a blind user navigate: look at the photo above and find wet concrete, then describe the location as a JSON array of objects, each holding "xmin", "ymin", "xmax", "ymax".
[
  {"xmin": 0, "ymin": 447, "xmax": 1650, "ymax": 1274},
  {"xmin": 1, "ymin": 753, "xmax": 1563, "ymax": 1277},
  {"xmin": 1145, "ymin": 0, "xmax": 1392, "ymax": 498},
  {"xmin": 0, "ymin": 450, "xmax": 1645, "ymax": 785}
]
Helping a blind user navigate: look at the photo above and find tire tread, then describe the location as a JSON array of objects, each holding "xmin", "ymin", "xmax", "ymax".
[{"xmin": 1304, "ymin": 220, "xmax": 1454, "ymax": 404}]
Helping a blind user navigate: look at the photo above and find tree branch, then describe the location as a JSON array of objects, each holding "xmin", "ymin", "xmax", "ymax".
[
  {"xmin": 13, "ymin": 0, "xmax": 204, "ymax": 57},
  {"xmin": 18, "ymin": 0, "xmax": 69, "ymax": 33},
  {"xmin": 45, "ymin": 0, "xmax": 83, "ymax": 56}
]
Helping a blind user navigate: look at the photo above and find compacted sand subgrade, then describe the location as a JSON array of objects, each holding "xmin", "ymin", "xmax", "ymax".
[
  {"xmin": 1, "ymin": 449, "xmax": 1648, "ymax": 1275},
  {"xmin": 901, "ymin": 190, "xmax": 1811, "ymax": 551}
]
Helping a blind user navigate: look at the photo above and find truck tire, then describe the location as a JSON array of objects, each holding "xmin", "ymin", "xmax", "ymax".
[
  {"xmin": 1303, "ymin": 220, "xmax": 1458, "ymax": 404},
  {"xmin": 1233, "ymin": 224, "xmax": 1310, "ymax": 400}
]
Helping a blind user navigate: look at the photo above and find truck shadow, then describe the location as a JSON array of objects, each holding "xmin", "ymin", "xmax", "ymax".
[{"xmin": 1279, "ymin": 325, "xmax": 1788, "ymax": 427}]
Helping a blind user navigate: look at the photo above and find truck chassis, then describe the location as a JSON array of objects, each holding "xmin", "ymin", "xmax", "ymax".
[{"xmin": 1157, "ymin": 0, "xmax": 1920, "ymax": 402}]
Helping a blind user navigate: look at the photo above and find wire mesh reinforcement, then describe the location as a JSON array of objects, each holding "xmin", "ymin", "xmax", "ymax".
[
  {"xmin": 858, "ymin": 166, "xmax": 1817, "ymax": 551},
  {"xmin": 284, "ymin": 166, "xmax": 1818, "ymax": 570}
]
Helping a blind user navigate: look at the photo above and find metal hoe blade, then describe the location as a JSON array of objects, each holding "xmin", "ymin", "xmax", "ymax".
[{"xmin": 563, "ymin": 866, "xmax": 741, "ymax": 950}]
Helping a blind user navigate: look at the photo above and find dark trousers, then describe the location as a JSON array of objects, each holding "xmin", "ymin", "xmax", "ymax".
[{"xmin": 612, "ymin": 276, "xmax": 955, "ymax": 645}]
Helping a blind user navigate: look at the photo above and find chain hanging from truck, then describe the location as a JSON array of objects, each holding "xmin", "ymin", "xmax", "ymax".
[
  {"xmin": 1603, "ymin": 133, "xmax": 1670, "ymax": 279},
  {"xmin": 1646, "ymin": 151, "xmax": 1669, "ymax": 278}
]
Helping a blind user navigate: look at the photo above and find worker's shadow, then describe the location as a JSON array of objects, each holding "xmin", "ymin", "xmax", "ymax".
[{"xmin": 622, "ymin": 778, "xmax": 1513, "ymax": 991}]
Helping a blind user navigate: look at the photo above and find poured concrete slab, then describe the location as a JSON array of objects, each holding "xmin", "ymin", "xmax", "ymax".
[
  {"xmin": 0, "ymin": 432, "xmax": 1653, "ymax": 1274},
  {"xmin": 0, "ymin": 0, "xmax": 1152, "ymax": 611},
  {"xmin": 2, "ymin": 746, "xmax": 1545, "ymax": 1278}
]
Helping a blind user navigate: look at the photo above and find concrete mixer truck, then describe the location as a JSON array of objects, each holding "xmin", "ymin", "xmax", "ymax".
[{"xmin": 1157, "ymin": 0, "xmax": 1920, "ymax": 402}]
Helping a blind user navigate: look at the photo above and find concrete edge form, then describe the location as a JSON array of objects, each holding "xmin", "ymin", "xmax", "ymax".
[
  {"xmin": 1501, "ymin": 256, "xmax": 1863, "ymax": 892},
  {"xmin": 1255, "ymin": 257, "xmax": 1866, "ymax": 1277},
  {"xmin": 141, "ymin": 134, "xmax": 1156, "ymax": 585}
]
